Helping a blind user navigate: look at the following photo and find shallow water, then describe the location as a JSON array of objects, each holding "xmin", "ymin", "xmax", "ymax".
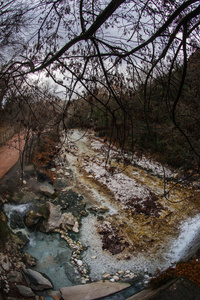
[
  {"xmin": 3, "ymin": 203, "xmax": 81, "ymax": 290},
  {"xmin": 4, "ymin": 201, "xmax": 200, "ymax": 291},
  {"xmin": 23, "ymin": 231, "xmax": 80, "ymax": 290}
]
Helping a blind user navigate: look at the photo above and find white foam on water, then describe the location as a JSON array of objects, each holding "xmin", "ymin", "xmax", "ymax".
[
  {"xmin": 163, "ymin": 214, "xmax": 200, "ymax": 266},
  {"xmin": 3, "ymin": 203, "xmax": 36, "ymax": 245},
  {"xmin": 3, "ymin": 203, "xmax": 31, "ymax": 217}
]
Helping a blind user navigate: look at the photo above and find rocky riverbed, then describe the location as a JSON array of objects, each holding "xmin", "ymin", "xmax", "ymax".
[{"xmin": 1, "ymin": 129, "xmax": 200, "ymax": 299}]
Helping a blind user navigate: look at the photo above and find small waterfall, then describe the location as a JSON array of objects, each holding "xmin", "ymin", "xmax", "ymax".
[
  {"xmin": 164, "ymin": 214, "xmax": 200, "ymax": 265},
  {"xmin": 3, "ymin": 203, "xmax": 36, "ymax": 245},
  {"xmin": 3, "ymin": 203, "xmax": 32, "ymax": 217}
]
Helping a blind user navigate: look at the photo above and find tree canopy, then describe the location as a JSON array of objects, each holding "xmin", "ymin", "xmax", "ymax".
[{"xmin": 0, "ymin": 0, "xmax": 200, "ymax": 169}]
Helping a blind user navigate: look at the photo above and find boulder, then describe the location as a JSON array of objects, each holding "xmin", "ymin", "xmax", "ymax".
[
  {"xmin": 16, "ymin": 231, "xmax": 30, "ymax": 245},
  {"xmin": 0, "ymin": 253, "xmax": 10, "ymax": 271},
  {"xmin": 23, "ymin": 252, "xmax": 36, "ymax": 267},
  {"xmin": 49, "ymin": 290, "xmax": 62, "ymax": 298},
  {"xmin": 23, "ymin": 268, "xmax": 53, "ymax": 291},
  {"xmin": 102, "ymin": 273, "xmax": 112, "ymax": 279},
  {"xmin": 7, "ymin": 271, "xmax": 23, "ymax": 283},
  {"xmin": 24, "ymin": 210, "xmax": 43, "ymax": 229},
  {"xmin": 41, "ymin": 203, "xmax": 79, "ymax": 232},
  {"xmin": 88, "ymin": 206, "xmax": 109, "ymax": 214},
  {"xmin": 16, "ymin": 285, "xmax": 35, "ymax": 297},
  {"xmin": 40, "ymin": 182, "xmax": 55, "ymax": 196},
  {"xmin": 72, "ymin": 221, "xmax": 79, "ymax": 233},
  {"xmin": 61, "ymin": 212, "xmax": 76, "ymax": 230},
  {"xmin": 60, "ymin": 281, "xmax": 130, "ymax": 300},
  {"xmin": 10, "ymin": 211, "xmax": 25, "ymax": 229},
  {"xmin": 42, "ymin": 202, "xmax": 62, "ymax": 232}
]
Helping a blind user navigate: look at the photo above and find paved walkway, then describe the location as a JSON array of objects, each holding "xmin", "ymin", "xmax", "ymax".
[{"xmin": 0, "ymin": 133, "xmax": 25, "ymax": 179}]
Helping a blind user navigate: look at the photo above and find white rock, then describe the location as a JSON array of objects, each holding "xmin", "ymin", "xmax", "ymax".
[
  {"xmin": 123, "ymin": 274, "xmax": 131, "ymax": 278},
  {"xmin": 113, "ymin": 275, "xmax": 120, "ymax": 281},
  {"xmin": 129, "ymin": 273, "xmax": 135, "ymax": 279},
  {"xmin": 0, "ymin": 253, "xmax": 10, "ymax": 271},
  {"xmin": 76, "ymin": 260, "xmax": 83, "ymax": 267},
  {"xmin": 72, "ymin": 221, "xmax": 79, "ymax": 233},
  {"xmin": 81, "ymin": 278, "xmax": 87, "ymax": 284},
  {"xmin": 62, "ymin": 187, "xmax": 71, "ymax": 192},
  {"xmin": 102, "ymin": 273, "xmax": 111, "ymax": 279},
  {"xmin": 40, "ymin": 182, "xmax": 55, "ymax": 196},
  {"xmin": 43, "ymin": 202, "xmax": 62, "ymax": 232},
  {"xmin": 118, "ymin": 271, "xmax": 125, "ymax": 275}
]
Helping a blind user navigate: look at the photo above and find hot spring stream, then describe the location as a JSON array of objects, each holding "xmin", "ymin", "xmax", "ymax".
[
  {"xmin": 3, "ymin": 129, "xmax": 200, "ymax": 297},
  {"xmin": 4, "ymin": 203, "xmax": 200, "ymax": 290}
]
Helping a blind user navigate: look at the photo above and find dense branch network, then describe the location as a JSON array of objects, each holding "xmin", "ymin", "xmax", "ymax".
[{"xmin": 0, "ymin": 0, "xmax": 200, "ymax": 170}]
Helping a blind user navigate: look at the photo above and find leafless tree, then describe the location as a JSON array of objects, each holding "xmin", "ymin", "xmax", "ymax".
[
  {"xmin": 0, "ymin": 0, "xmax": 200, "ymax": 166},
  {"xmin": 3, "ymin": 82, "xmax": 62, "ymax": 183}
]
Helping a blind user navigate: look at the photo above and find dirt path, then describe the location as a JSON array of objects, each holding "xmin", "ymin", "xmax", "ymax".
[{"xmin": 0, "ymin": 133, "xmax": 25, "ymax": 179}]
